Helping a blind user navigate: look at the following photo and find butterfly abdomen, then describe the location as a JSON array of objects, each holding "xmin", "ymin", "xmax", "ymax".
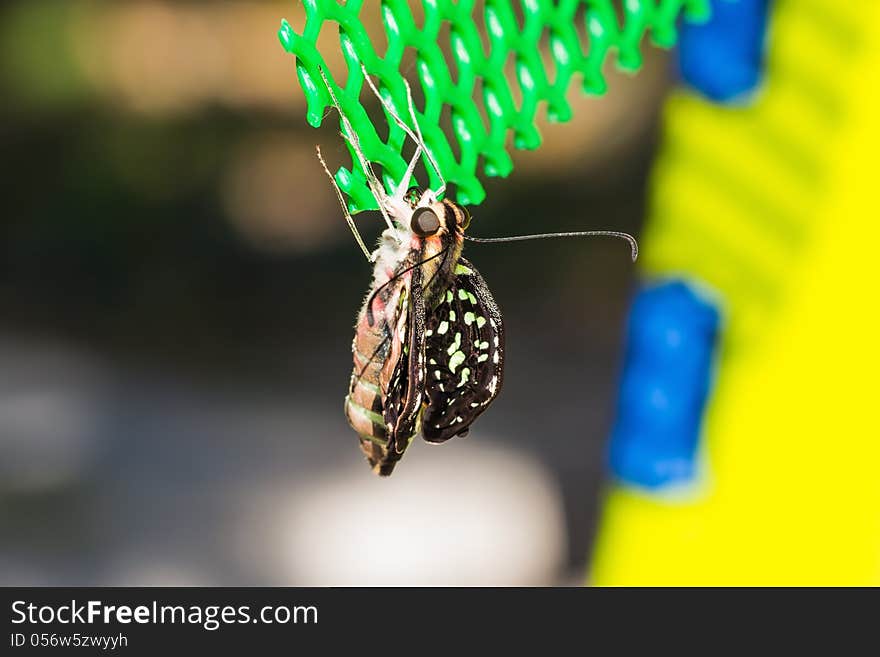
[
  {"xmin": 345, "ymin": 308, "xmax": 390, "ymax": 469},
  {"xmin": 344, "ymin": 275, "xmax": 417, "ymax": 476}
]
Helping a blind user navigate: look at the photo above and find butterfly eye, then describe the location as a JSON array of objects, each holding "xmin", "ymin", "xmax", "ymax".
[{"xmin": 411, "ymin": 207, "xmax": 441, "ymax": 236}]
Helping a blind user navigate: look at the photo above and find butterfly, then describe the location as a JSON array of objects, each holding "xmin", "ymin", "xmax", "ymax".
[
  {"xmin": 343, "ymin": 189, "xmax": 504, "ymax": 475},
  {"xmin": 316, "ymin": 66, "xmax": 637, "ymax": 476}
]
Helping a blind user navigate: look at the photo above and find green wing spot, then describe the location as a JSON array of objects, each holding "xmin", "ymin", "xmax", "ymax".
[
  {"xmin": 446, "ymin": 332, "xmax": 462, "ymax": 356},
  {"xmin": 449, "ymin": 350, "xmax": 466, "ymax": 374},
  {"xmin": 279, "ymin": 0, "xmax": 712, "ymax": 212}
]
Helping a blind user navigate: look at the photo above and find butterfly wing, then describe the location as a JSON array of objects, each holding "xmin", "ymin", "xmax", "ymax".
[
  {"xmin": 376, "ymin": 262, "xmax": 428, "ymax": 474},
  {"xmin": 422, "ymin": 258, "xmax": 504, "ymax": 443}
]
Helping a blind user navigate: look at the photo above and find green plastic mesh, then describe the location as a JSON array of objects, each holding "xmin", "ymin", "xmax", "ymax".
[{"xmin": 279, "ymin": 0, "xmax": 711, "ymax": 212}]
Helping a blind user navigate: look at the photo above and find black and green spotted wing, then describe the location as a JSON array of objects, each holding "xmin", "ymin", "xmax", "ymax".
[{"xmin": 422, "ymin": 258, "xmax": 504, "ymax": 443}]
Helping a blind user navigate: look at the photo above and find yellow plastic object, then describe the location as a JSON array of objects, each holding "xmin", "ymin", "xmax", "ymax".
[{"xmin": 591, "ymin": 0, "xmax": 880, "ymax": 585}]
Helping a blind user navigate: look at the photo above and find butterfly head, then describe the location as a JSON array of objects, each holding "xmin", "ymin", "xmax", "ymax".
[{"xmin": 397, "ymin": 187, "xmax": 471, "ymax": 243}]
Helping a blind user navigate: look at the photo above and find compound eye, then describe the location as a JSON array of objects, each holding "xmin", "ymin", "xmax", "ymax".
[{"xmin": 411, "ymin": 207, "xmax": 441, "ymax": 236}]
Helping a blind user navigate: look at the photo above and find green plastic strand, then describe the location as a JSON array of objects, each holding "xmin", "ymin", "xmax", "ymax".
[{"xmin": 279, "ymin": 0, "xmax": 711, "ymax": 212}]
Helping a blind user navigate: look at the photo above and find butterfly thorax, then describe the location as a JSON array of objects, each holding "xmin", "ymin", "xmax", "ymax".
[{"xmin": 372, "ymin": 200, "xmax": 465, "ymax": 311}]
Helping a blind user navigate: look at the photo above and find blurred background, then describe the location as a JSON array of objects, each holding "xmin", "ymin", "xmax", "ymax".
[{"xmin": 0, "ymin": 0, "xmax": 663, "ymax": 585}]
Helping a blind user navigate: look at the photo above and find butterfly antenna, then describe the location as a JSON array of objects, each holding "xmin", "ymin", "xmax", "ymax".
[
  {"xmin": 465, "ymin": 230, "xmax": 639, "ymax": 262},
  {"xmin": 316, "ymin": 145, "xmax": 372, "ymax": 261}
]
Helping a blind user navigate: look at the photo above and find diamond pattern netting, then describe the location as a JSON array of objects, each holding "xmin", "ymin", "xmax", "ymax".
[{"xmin": 279, "ymin": 0, "xmax": 711, "ymax": 212}]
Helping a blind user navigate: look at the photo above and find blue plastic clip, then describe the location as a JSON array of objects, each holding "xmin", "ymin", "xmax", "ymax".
[
  {"xmin": 678, "ymin": 0, "xmax": 772, "ymax": 103},
  {"xmin": 608, "ymin": 281, "xmax": 720, "ymax": 490}
]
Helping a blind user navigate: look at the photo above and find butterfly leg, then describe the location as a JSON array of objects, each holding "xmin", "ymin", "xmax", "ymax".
[
  {"xmin": 317, "ymin": 66, "xmax": 396, "ymax": 231},
  {"xmin": 401, "ymin": 77, "xmax": 445, "ymax": 200},
  {"xmin": 316, "ymin": 145, "xmax": 372, "ymax": 261},
  {"xmin": 393, "ymin": 143, "xmax": 422, "ymax": 201},
  {"xmin": 360, "ymin": 64, "xmax": 446, "ymax": 201}
]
